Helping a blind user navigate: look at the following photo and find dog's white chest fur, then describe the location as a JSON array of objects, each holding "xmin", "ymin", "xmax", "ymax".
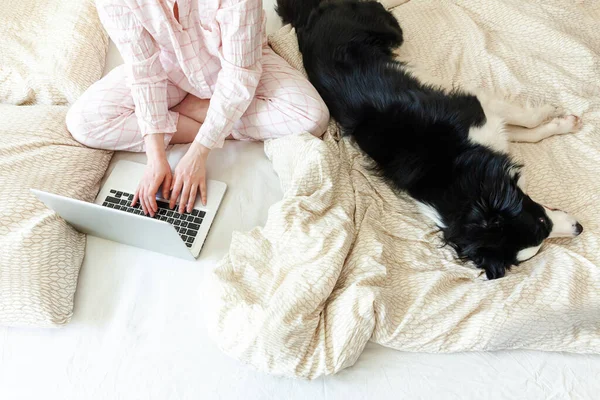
[{"xmin": 468, "ymin": 114, "xmax": 508, "ymax": 153}]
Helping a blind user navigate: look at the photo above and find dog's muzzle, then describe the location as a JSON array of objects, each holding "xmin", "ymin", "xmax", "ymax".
[{"xmin": 545, "ymin": 207, "xmax": 583, "ymax": 238}]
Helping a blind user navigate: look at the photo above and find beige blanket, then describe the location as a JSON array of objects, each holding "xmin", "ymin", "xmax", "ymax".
[{"xmin": 206, "ymin": 0, "xmax": 600, "ymax": 378}]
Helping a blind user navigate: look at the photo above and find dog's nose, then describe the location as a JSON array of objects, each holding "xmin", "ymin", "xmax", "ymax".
[{"xmin": 575, "ymin": 222, "xmax": 584, "ymax": 235}]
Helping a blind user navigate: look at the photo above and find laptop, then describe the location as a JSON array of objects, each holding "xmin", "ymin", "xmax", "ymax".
[{"xmin": 31, "ymin": 160, "xmax": 227, "ymax": 261}]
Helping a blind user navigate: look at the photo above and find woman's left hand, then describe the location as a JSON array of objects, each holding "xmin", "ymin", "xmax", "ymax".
[{"xmin": 169, "ymin": 142, "xmax": 211, "ymax": 213}]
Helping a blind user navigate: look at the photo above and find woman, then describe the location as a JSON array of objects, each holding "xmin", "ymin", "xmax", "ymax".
[{"xmin": 67, "ymin": 0, "xmax": 329, "ymax": 216}]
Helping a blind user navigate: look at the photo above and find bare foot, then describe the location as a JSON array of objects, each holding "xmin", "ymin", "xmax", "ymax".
[{"xmin": 171, "ymin": 94, "xmax": 210, "ymax": 124}]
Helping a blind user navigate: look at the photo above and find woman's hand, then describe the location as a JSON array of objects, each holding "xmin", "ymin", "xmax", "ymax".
[
  {"xmin": 132, "ymin": 134, "xmax": 172, "ymax": 217},
  {"xmin": 170, "ymin": 141, "xmax": 210, "ymax": 213}
]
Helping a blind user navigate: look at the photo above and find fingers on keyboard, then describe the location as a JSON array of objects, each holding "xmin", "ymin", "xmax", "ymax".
[{"xmin": 102, "ymin": 190, "xmax": 205, "ymax": 246}]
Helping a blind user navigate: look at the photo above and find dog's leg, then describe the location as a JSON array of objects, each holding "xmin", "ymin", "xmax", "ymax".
[
  {"xmin": 506, "ymin": 115, "xmax": 582, "ymax": 143},
  {"xmin": 477, "ymin": 93, "xmax": 561, "ymax": 128}
]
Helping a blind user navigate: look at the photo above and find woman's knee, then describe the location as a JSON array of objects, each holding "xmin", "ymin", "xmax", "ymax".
[
  {"xmin": 66, "ymin": 64, "xmax": 134, "ymax": 150},
  {"xmin": 65, "ymin": 101, "xmax": 91, "ymax": 146},
  {"xmin": 304, "ymin": 95, "xmax": 330, "ymax": 137},
  {"xmin": 66, "ymin": 99, "xmax": 130, "ymax": 150}
]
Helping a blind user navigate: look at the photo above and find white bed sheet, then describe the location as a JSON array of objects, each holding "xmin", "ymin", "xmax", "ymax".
[{"xmin": 1, "ymin": 2, "xmax": 599, "ymax": 398}]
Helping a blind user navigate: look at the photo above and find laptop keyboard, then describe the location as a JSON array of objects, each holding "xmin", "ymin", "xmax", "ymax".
[{"xmin": 101, "ymin": 189, "xmax": 206, "ymax": 248}]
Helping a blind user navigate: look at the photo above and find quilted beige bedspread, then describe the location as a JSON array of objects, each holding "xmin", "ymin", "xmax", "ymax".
[{"xmin": 206, "ymin": 0, "xmax": 600, "ymax": 378}]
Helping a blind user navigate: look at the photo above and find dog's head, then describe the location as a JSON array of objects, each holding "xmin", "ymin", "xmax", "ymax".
[{"xmin": 439, "ymin": 157, "xmax": 583, "ymax": 280}]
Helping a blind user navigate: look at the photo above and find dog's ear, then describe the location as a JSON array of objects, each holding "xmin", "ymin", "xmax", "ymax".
[
  {"xmin": 480, "ymin": 214, "xmax": 503, "ymax": 229},
  {"xmin": 476, "ymin": 256, "xmax": 511, "ymax": 280},
  {"xmin": 468, "ymin": 198, "xmax": 507, "ymax": 230}
]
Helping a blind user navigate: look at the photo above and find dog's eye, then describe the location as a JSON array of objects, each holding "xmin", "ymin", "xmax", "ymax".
[{"xmin": 538, "ymin": 217, "xmax": 546, "ymax": 224}]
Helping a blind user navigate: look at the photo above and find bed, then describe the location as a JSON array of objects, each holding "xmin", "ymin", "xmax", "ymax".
[{"xmin": 1, "ymin": 1, "xmax": 599, "ymax": 398}]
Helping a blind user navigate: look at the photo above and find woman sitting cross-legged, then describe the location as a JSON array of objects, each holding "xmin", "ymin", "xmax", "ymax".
[{"xmin": 67, "ymin": 0, "xmax": 329, "ymax": 216}]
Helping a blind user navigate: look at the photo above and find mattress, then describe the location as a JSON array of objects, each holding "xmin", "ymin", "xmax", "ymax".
[
  {"xmin": 1, "ymin": 1, "xmax": 599, "ymax": 398},
  {"xmin": 2, "ymin": 143, "xmax": 599, "ymax": 400}
]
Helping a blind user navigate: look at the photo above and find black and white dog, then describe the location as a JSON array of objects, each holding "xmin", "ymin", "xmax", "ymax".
[{"xmin": 276, "ymin": 0, "xmax": 583, "ymax": 279}]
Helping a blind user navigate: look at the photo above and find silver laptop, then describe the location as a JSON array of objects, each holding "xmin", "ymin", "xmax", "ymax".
[{"xmin": 31, "ymin": 160, "xmax": 227, "ymax": 261}]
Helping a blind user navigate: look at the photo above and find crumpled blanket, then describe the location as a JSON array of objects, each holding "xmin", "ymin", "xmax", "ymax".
[{"xmin": 205, "ymin": 0, "xmax": 600, "ymax": 378}]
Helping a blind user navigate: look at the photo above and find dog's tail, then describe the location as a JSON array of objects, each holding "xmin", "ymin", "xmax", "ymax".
[{"xmin": 275, "ymin": 0, "xmax": 323, "ymax": 30}]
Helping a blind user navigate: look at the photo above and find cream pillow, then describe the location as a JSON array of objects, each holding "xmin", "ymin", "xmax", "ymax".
[
  {"xmin": 0, "ymin": 0, "xmax": 108, "ymax": 105},
  {"xmin": 380, "ymin": 0, "xmax": 411, "ymax": 9},
  {"xmin": 0, "ymin": 105, "xmax": 112, "ymax": 326}
]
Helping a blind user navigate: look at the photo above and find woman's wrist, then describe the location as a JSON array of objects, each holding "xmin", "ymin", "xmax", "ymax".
[
  {"xmin": 190, "ymin": 141, "xmax": 211, "ymax": 160},
  {"xmin": 144, "ymin": 133, "xmax": 167, "ymax": 161}
]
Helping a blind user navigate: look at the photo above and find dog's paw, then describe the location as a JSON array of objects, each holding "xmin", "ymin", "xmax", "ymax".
[
  {"xmin": 531, "ymin": 104, "xmax": 562, "ymax": 125},
  {"xmin": 515, "ymin": 103, "xmax": 563, "ymax": 128},
  {"xmin": 548, "ymin": 115, "xmax": 582, "ymax": 134},
  {"xmin": 544, "ymin": 104, "xmax": 563, "ymax": 119}
]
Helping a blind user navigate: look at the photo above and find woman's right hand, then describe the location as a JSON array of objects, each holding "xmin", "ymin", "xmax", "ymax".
[{"xmin": 132, "ymin": 134, "xmax": 172, "ymax": 217}]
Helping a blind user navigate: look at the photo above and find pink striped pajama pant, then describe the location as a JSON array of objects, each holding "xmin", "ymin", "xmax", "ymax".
[{"xmin": 66, "ymin": 47, "xmax": 330, "ymax": 152}]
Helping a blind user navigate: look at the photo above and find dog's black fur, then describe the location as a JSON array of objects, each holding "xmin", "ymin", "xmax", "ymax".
[{"xmin": 277, "ymin": 0, "xmax": 557, "ymax": 279}]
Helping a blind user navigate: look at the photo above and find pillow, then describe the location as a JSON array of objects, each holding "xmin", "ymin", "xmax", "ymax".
[
  {"xmin": 0, "ymin": 0, "xmax": 109, "ymax": 105},
  {"xmin": 268, "ymin": 26, "xmax": 306, "ymax": 75},
  {"xmin": 0, "ymin": 105, "xmax": 112, "ymax": 327},
  {"xmin": 380, "ymin": 0, "xmax": 411, "ymax": 9}
]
